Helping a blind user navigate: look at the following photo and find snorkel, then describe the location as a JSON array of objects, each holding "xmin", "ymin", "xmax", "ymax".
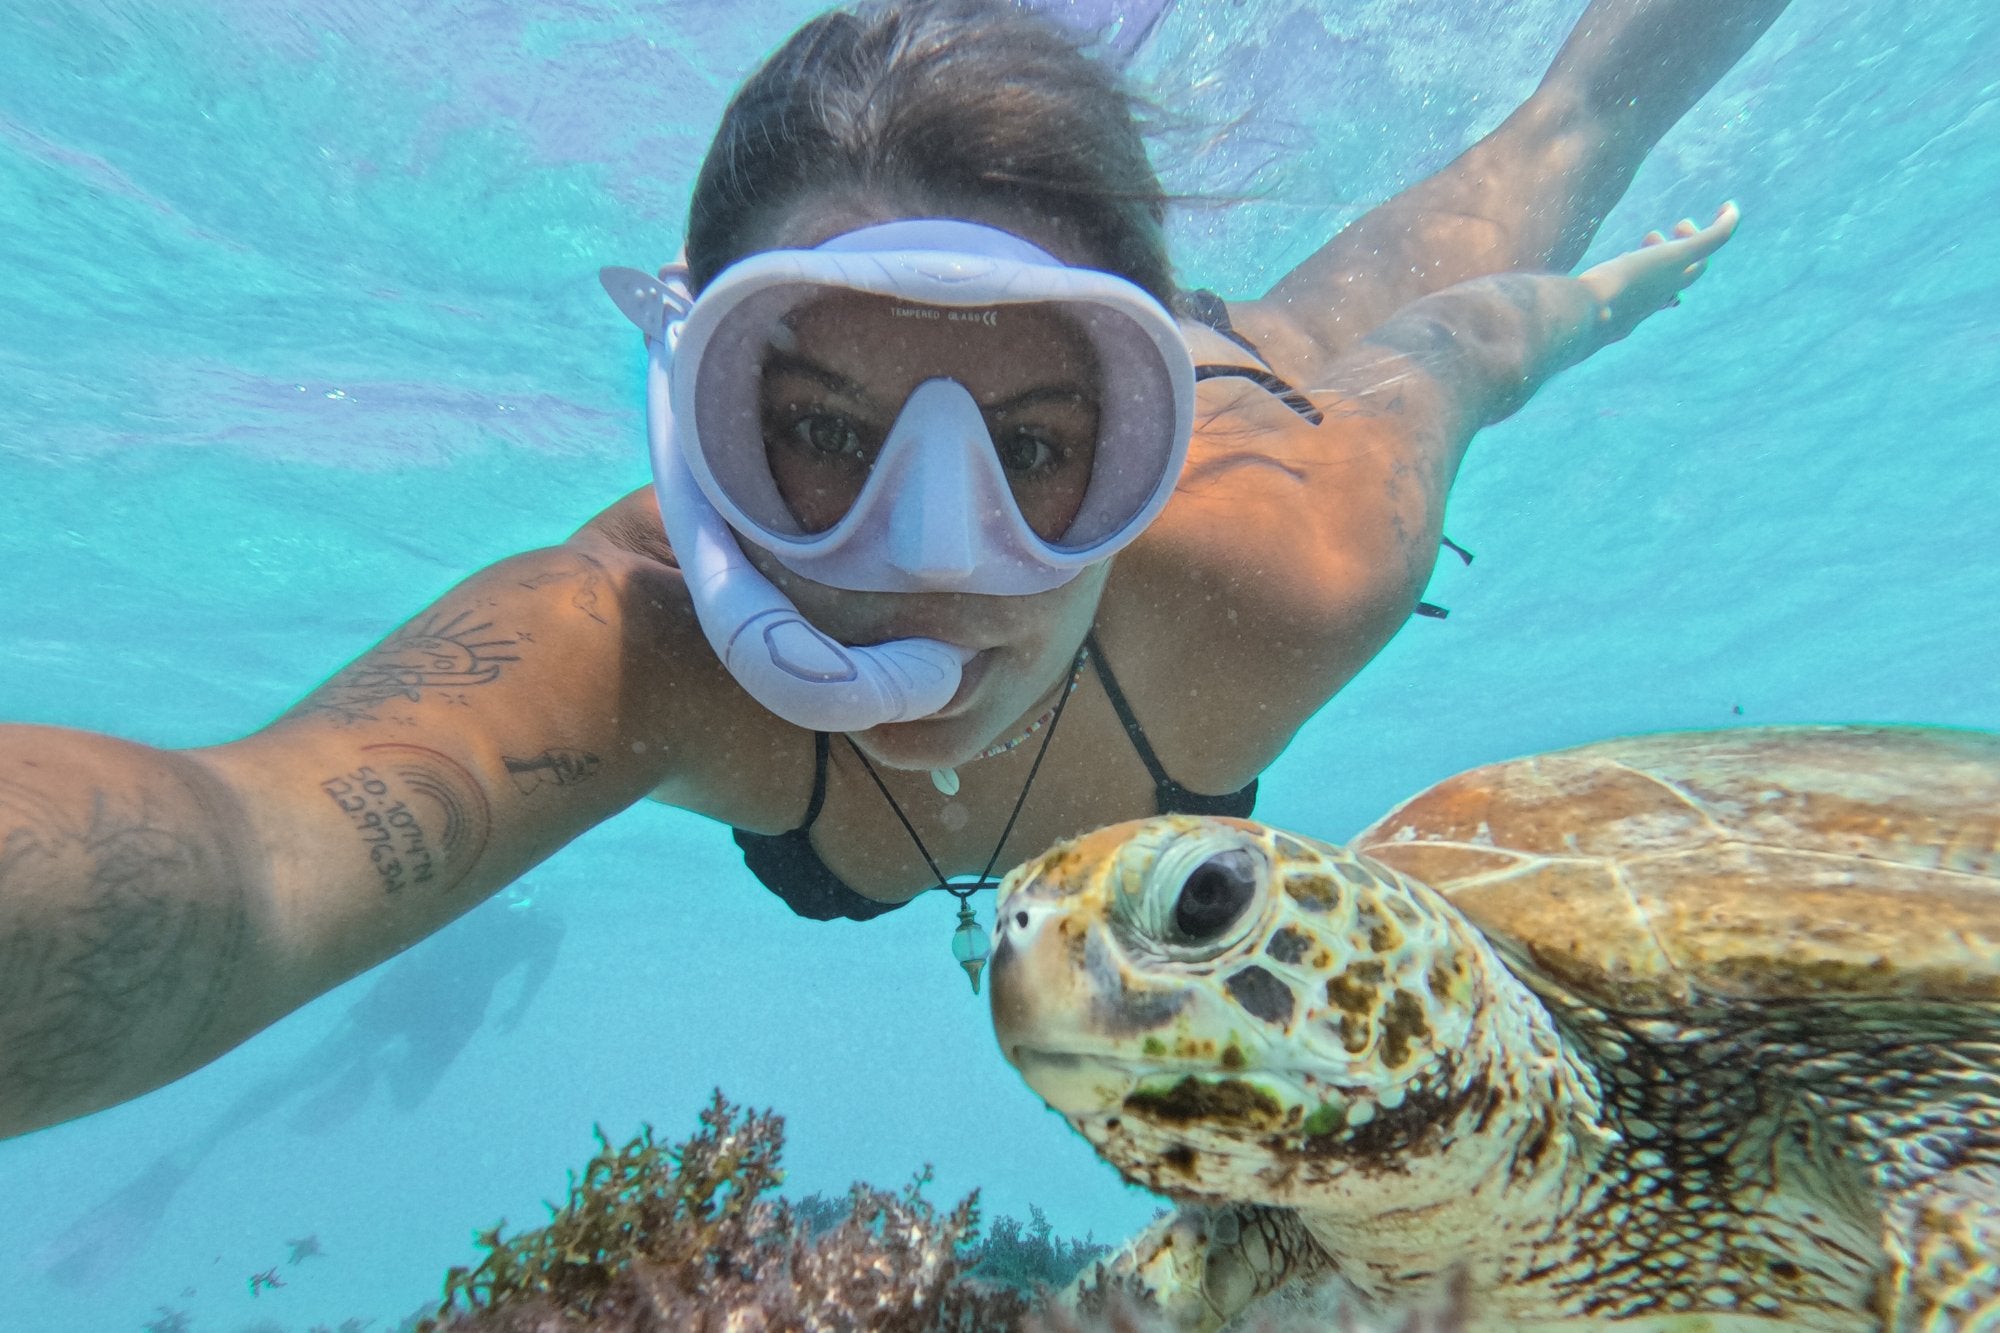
[
  {"xmin": 602, "ymin": 259, "xmax": 972, "ymax": 733},
  {"xmin": 601, "ymin": 219, "xmax": 1193, "ymax": 734}
]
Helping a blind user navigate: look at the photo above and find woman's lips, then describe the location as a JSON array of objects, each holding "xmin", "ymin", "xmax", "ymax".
[{"xmin": 933, "ymin": 648, "xmax": 996, "ymax": 716}]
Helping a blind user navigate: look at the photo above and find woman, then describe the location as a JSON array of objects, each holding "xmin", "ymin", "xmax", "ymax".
[{"xmin": 0, "ymin": 0, "xmax": 1781, "ymax": 1139}]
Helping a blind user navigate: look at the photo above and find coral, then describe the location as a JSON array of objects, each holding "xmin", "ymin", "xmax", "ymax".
[
  {"xmin": 968, "ymin": 1204, "xmax": 1108, "ymax": 1293},
  {"xmin": 140, "ymin": 1309, "xmax": 192, "ymax": 1333},
  {"xmin": 422, "ymin": 1090, "xmax": 1031, "ymax": 1332}
]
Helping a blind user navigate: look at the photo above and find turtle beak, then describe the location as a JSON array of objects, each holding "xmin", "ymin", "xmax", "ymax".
[
  {"xmin": 990, "ymin": 872, "xmax": 1188, "ymax": 1118},
  {"xmin": 988, "ymin": 890, "xmax": 1073, "ymax": 1050},
  {"xmin": 990, "ymin": 874, "xmax": 1119, "ymax": 1108}
]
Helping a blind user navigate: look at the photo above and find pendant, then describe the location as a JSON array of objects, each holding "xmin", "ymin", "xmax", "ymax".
[
  {"xmin": 950, "ymin": 900, "xmax": 990, "ymax": 994},
  {"xmin": 930, "ymin": 767, "xmax": 960, "ymax": 796}
]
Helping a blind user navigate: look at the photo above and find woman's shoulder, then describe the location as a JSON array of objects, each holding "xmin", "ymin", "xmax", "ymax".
[
  {"xmin": 569, "ymin": 484, "xmax": 678, "ymax": 567},
  {"xmin": 1106, "ymin": 302, "xmax": 1436, "ymax": 783},
  {"xmin": 1179, "ymin": 290, "xmax": 1347, "ymax": 396}
]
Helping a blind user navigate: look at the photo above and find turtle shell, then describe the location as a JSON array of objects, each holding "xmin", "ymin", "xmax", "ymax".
[{"xmin": 1349, "ymin": 725, "xmax": 2000, "ymax": 1014}]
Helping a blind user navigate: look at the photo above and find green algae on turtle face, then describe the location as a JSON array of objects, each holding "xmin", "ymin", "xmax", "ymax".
[{"xmin": 991, "ymin": 726, "xmax": 2000, "ymax": 1331}]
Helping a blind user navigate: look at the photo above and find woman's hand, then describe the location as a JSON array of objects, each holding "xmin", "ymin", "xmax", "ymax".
[{"xmin": 1577, "ymin": 201, "xmax": 1740, "ymax": 347}]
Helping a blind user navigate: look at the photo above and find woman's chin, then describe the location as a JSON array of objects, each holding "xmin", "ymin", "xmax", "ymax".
[{"xmin": 847, "ymin": 714, "xmax": 991, "ymax": 771}]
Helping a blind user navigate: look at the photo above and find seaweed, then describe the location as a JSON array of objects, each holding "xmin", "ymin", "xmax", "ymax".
[
  {"xmin": 967, "ymin": 1204, "xmax": 1109, "ymax": 1292},
  {"xmin": 421, "ymin": 1089, "xmax": 1032, "ymax": 1331},
  {"xmin": 782, "ymin": 1190, "xmax": 856, "ymax": 1240},
  {"xmin": 783, "ymin": 1194, "xmax": 1107, "ymax": 1294}
]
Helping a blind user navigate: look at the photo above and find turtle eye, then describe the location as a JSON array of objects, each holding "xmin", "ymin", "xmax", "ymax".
[{"xmin": 1171, "ymin": 849, "xmax": 1259, "ymax": 943}]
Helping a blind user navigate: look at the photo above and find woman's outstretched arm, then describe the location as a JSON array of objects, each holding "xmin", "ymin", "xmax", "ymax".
[
  {"xmin": 0, "ymin": 544, "xmax": 695, "ymax": 1139},
  {"xmin": 1234, "ymin": 0, "xmax": 1789, "ymax": 377}
]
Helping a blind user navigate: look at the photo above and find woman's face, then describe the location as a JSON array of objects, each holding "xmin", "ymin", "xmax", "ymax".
[{"xmin": 737, "ymin": 196, "xmax": 1116, "ymax": 767}]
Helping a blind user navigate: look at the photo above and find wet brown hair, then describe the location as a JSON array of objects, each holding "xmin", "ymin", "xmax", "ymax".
[{"xmin": 684, "ymin": 0, "xmax": 1174, "ymax": 305}]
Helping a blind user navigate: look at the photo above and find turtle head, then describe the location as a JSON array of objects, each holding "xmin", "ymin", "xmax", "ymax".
[{"xmin": 991, "ymin": 815, "xmax": 1598, "ymax": 1221}]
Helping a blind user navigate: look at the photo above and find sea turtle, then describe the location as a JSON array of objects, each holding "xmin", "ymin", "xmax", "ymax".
[{"xmin": 988, "ymin": 725, "xmax": 2000, "ymax": 1331}]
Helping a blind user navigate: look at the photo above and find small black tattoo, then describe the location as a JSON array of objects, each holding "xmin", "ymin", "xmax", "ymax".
[
  {"xmin": 504, "ymin": 750, "xmax": 602, "ymax": 795},
  {"xmin": 518, "ymin": 554, "xmax": 610, "ymax": 625}
]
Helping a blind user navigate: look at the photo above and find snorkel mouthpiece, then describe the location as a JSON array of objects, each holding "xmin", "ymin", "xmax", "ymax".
[{"xmin": 654, "ymin": 422, "xmax": 974, "ymax": 731}]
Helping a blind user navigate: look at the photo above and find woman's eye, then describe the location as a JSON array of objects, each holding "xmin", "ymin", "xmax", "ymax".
[
  {"xmin": 788, "ymin": 412, "xmax": 867, "ymax": 461},
  {"xmin": 994, "ymin": 427, "xmax": 1063, "ymax": 476}
]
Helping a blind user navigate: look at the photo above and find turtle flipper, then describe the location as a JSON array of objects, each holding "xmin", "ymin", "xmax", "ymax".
[
  {"xmin": 1880, "ymin": 1162, "xmax": 2000, "ymax": 1331},
  {"xmin": 1062, "ymin": 1203, "xmax": 1331, "ymax": 1330}
]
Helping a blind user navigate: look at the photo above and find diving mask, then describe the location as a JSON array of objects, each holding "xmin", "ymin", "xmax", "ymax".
[{"xmin": 601, "ymin": 218, "xmax": 1193, "ymax": 730}]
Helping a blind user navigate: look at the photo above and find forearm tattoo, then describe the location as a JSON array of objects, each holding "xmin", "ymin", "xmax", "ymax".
[
  {"xmin": 0, "ymin": 778, "xmax": 247, "ymax": 1122},
  {"xmin": 318, "ymin": 745, "xmax": 490, "ymax": 897}
]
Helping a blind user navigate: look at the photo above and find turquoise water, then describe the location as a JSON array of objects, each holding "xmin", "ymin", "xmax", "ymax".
[{"xmin": 2, "ymin": 1, "xmax": 1996, "ymax": 1328}]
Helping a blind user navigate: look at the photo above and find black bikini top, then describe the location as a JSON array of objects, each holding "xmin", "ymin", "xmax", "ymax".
[{"xmin": 731, "ymin": 631, "xmax": 1257, "ymax": 921}]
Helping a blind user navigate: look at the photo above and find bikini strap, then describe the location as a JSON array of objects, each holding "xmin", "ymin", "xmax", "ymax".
[
  {"xmin": 1193, "ymin": 364, "xmax": 1324, "ymax": 425},
  {"xmin": 1083, "ymin": 629, "xmax": 1178, "ymax": 793},
  {"xmin": 1182, "ymin": 286, "xmax": 1325, "ymax": 425},
  {"xmin": 796, "ymin": 731, "xmax": 831, "ymax": 832}
]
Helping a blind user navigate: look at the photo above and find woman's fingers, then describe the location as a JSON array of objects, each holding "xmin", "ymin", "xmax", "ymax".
[
  {"xmin": 1577, "ymin": 201, "xmax": 1739, "ymax": 341},
  {"xmin": 1685, "ymin": 201, "xmax": 1740, "ymax": 258},
  {"xmin": 1629, "ymin": 202, "xmax": 1736, "ymax": 266}
]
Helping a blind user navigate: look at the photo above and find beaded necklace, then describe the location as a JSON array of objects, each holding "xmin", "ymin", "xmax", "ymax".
[{"xmin": 928, "ymin": 645, "xmax": 1089, "ymax": 796}]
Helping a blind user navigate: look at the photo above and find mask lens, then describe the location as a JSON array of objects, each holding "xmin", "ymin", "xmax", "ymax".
[{"xmin": 968, "ymin": 323, "xmax": 1101, "ymax": 544}]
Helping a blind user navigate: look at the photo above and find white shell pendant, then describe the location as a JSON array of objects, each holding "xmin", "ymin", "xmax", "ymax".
[{"xmin": 930, "ymin": 767, "xmax": 961, "ymax": 796}]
